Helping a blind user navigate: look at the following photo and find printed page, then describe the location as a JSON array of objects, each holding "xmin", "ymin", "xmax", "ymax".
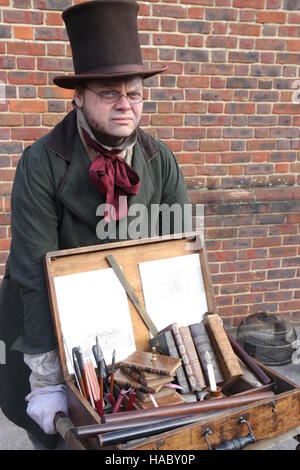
[
  {"xmin": 139, "ymin": 254, "xmax": 208, "ymax": 332},
  {"xmin": 54, "ymin": 268, "xmax": 136, "ymax": 373}
]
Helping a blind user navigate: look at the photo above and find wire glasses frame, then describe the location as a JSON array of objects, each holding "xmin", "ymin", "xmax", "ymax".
[{"xmin": 84, "ymin": 86, "xmax": 144, "ymax": 105}]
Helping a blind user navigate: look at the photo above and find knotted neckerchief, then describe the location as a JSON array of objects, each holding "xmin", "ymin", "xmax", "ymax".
[{"xmin": 82, "ymin": 128, "xmax": 140, "ymax": 222}]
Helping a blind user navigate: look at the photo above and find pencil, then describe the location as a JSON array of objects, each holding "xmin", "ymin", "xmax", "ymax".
[
  {"xmin": 84, "ymin": 361, "xmax": 95, "ymax": 409},
  {"xmin": 110, "ymin": 349, "xmax": 116, "ymax": 396},
  {"xmin": 73, "ymin": 354, "xmax": 87, "ymax": 400},
  {"xmin": 78, "ymin": 347, "xmax": 90, "ymax": 403},
  {"xmin": 99, "ymin": 353, "xmax": 104, "ymax": 408}
]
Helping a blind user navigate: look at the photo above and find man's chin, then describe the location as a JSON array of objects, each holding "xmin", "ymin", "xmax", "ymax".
[{"xmin": 109, "ymin": 125, "xmax": 136, "ymax": 138}]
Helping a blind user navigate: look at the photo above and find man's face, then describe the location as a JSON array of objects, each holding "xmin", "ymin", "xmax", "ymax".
[{"xmin": 74, "ymin": 76, "xmax": 144, "ymax": 145}]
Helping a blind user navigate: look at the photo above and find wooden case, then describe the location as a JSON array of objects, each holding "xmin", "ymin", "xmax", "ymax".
[{"xmin": 45, "ymin": 234, "xmax": 300, "ymax": 450}]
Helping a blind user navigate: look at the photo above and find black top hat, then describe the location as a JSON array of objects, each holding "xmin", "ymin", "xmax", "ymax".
[{"xmin": 53, "ymin": 0, "xmax": 167, "ymax": 89}]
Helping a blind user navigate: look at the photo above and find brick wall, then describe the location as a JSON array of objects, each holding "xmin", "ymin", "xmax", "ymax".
[{"xmin": 0, "ymin": 0, "xmax": 300, "ymax": 328}]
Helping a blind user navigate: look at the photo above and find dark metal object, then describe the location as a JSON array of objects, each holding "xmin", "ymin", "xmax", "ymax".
[
  {"xmin": 226, "ymin": 332, "xmax": 272, "ymax": 384},
  {"xmin": 204, "ymin": 417, "xmax": 255, "ymax": 450},
  {"xmin": 75, "ymin": 413, "xmax": 200, "ymax": 439},
  {"xmin": 92, "ymin": 344, "xmax": 110, "ymax": 393},
  {"xmin": 237, "ymin": 312, "xmax": 296, "ymax": 366},
  {"xmin": 97, "ymin": 414, "xmax": 204, "ymax": 447}
]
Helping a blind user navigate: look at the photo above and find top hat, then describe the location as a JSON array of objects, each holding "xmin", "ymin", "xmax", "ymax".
[{"xmin": 53, "ymin": 0, "xmax": 167, "ymax": 89}]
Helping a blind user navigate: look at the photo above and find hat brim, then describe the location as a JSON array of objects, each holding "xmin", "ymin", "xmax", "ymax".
[{"xmin": 53, "ymin": 65, "xmax": 168, "ymax": 89}]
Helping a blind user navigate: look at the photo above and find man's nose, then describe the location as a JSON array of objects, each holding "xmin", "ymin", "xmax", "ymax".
[{"xmin": 115, "ymin": 94, "xmax": 132, "ymax": 109}]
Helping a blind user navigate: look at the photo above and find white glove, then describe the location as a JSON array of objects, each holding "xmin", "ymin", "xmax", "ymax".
[{"xmin": 25, "ymin": 384, "xmax": 68, "ymax": 434}]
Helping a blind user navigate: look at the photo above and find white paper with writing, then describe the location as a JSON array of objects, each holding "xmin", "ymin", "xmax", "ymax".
[{"xmin": 54, "ymin": 268, "xmax": 136, "ymax": 373}]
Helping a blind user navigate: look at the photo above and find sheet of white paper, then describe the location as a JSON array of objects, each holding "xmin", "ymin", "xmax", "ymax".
[
  {"xmin": 54, "ymin": 268, "xmax": 136, "ymax": 373},
  {"xmin": 139, "ymin": 254, "xmax": 208, "ymax": 332}
]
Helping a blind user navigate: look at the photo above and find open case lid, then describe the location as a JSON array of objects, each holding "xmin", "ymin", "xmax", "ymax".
[{"xmin": 44, "ymin": 233, "xmax": 218, "ymax": 383}]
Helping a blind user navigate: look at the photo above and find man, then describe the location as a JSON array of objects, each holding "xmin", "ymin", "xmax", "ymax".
[{"xmin": 0, "ymin": 0, "xmax": 190, "ymax": 448}]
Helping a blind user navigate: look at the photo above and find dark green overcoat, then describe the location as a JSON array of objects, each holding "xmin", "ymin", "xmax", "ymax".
[{"xmin": 0, "ymin": 110, "xmax": 190, "ymax": 447}]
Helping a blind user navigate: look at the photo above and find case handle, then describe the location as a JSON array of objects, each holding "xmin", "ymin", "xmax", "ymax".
[{"xmin": 204, "ymin": 416, "xmax": 255, "ymax": 450}]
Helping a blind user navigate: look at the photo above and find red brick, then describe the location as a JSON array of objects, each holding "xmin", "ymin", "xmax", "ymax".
[
  {"xmin": 265, "ymin": 291, "xmax": 293, "ymax": 301},
  {"xmin": 206, "ymin": 36, "xmax": 238, "ymax": 49},
  {"xmin": 199, "ymin": 140, "xmax": 230, "ymax": 152},
  {"xmin": 256, "ymin": 12, "xmax": 287, "ymax": 24},
  {"xmin": 7, "ymin": 42, "xmax": 45, "ymax": 56},
  {"xmin": 152, "ymin": 4, "xmax": 187, "ymax": 19},
  {"xmin": 0, "ymin": 114, "xmax": 22, "ymax": 127},
  {"xmin": 0, "ymin": 169, "xmax": 16, "ymax": 182},
  {"xmin": 221, "ymin": 284, "xmax": 250, "ymax": 295},
  {"xmin": 3, "ymin": 10, "xmax": 43, "ymax": 24},
  {"xmin": 238, "ymin": 249, "xmax": 268, "ymax": 260},
  {"xmin": 38, "ymin": 87, "xmax": 74, "ymax": 99},
  {"xmin": 34, "ymin": 0, "xmax": 72, "ymax": 9},
  {"xmin": 35, "ymin": 27, "xmax": 68, "ymax": 41},
  {"xmin": 268, "ymin": 268, "xmax": 296, "ymax": 280},
  {"xmin": 216, "ymin": 295, "xmax": 233, "ymax": 306},
  {"xmin": 256, "ymin": 39, "xmax": 286, "ymax": 50},
  {"xmin": 174, "ymin": 103, "xmax": 207, "ymax": 114},
  {"xmin": 151, "ymin": 115, "xmax": 183, "ymax": 127},
  {"xmin": 188, "ymin": 36, "xmax": 204, "ymax": 48},
  {"xmin": 188, "ymin": 7, "xmax": 204, "ymax": 19},
  {"xmin": 177, "ymin": 76, "xmax": 209, "ymax": 88},
  {"xmin": 225, "ymin": 103, "xmax": 255, "ymax": 114},
  {"xmin": 269, "ymin": 246, "xmax": 297, "ymax": 258},
  {"xmin": 206, "ymin": 8, "xmax": 237, "ymax": 21},
  {"xmin": 0, "ymin": 239, "xmax": 10, "ymax": 251},
  {"xmin": 201, "ymin": 64, "xmax": 234, "ymax": 75},
  {"xmin": 237, "ymin": 271, "xmax": 266, "ymax": 282},
  {"xmin": 281, "ymin": 279, "xmax": 300, "ymax": 289},
  {"xmin": 279, "ymin": 300, "xmax": 300, "ymax": 311},
  {"xmin": 230, "ymin": 23, "xmax": 261, "ymax": 36},
  {"xmin": 174, "ymin": 128, "xmax": 205, "ymax": 140},
  {"xmin": 10, "ymin": 100, "xmax": 47, "ymax": 113},
  {"xmin": 288, "ymin": 13, "xmax": 300, "ymax": 23},
  {"xmin": 14, "ymin": 26, "xmax": 34, "ymax": 40},
  {"xmin": 8, "ymin": 71, "xmax": 47, "ymax": 85},
  {"xmin": 279, "ymin": 26, "xmax": 300, "ymax": 37},
  {"xmin": 267, "ymin": 0, "xmax": 282, "ymax": 7},
  {"xmin": 233, "ymin": 0, "xmax": 264, "ymax": 7},
  {"xmin": 153, "ymin": 34, "xmax": 185, "ymax": 47},
  {"xmin": 287, "ymin": 39, "xmax": 300, "ymax": 51},
  {"xmin": 11, "ymin": 128, "xmax": 49, "ymax": 141},
  {"xmin": 45, "ymin": 12, "xmax": 64, "ymax": 26},
  {"xmin": 234, "ymin": 293, "xmax": 264, "ymax": 304}
]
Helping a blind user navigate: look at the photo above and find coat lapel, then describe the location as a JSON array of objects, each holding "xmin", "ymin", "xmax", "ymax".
[{"xmin": 56, "ymin": 132, "xmax": 106, "ymax": 232}]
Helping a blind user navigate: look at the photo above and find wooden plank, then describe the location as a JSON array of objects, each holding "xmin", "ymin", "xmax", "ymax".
[{"xmin": 106, "ymin": 254, "xmax": 158, "ymax": 337}]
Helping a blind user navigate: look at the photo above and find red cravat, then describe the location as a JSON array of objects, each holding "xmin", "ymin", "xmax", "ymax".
[{"xmin": 82, "ymin": 128, "xmax": 140, "ymax": 222}]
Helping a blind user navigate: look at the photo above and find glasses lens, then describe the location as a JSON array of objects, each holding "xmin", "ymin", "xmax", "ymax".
[
  {"xmin": 126, "ymin": 93, "xmax": 143, "ymax": 104},
  {"xmin": 86, "ymin": 88, "xmax": 143, "ymax": 104}
]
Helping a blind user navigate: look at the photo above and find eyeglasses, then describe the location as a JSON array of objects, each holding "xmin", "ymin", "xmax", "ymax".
[{"xmin": 85, "ymin": 86, "xmax": 144, "ymax": 105}]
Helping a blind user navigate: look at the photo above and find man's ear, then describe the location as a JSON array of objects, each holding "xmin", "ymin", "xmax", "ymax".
[{"xmin": 74, "ymin": 86, "xmax": 84, "ymax": 108}]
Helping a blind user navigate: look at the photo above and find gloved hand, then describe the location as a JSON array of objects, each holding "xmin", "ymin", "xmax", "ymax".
[{"xmin": 25, "ymin": 384, "xmax": 68, "ymax": 434}]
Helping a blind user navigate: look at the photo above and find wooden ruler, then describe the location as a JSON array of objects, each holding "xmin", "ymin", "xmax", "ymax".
[{"xmin": 106, "ymin": 254, "xmax": 158, "ymax": 337}]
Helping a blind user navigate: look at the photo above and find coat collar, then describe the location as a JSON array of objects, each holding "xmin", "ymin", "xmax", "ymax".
[
  {"xmin": 45, "ymin": 110, "xmax": 159, "ymax": 234},
  {"xmin": 45, "ymin": 109, "xmax": 159, "ymax": 164}
]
